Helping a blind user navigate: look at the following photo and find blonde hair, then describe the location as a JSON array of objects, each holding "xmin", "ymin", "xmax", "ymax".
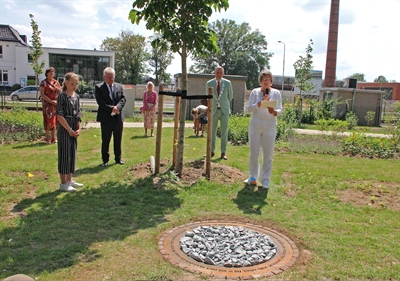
[{"xmin": 62, "ymin": 72, "xmax": 79, "ymax": 92}]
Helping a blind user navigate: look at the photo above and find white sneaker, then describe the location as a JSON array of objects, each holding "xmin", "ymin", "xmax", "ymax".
[
  {"xmin": 70, "ymin": 180, "xmax": 83, "ymax": 188},
  {"xmin": 59, "ymin": 183, "xmax": 76, "ymax": 192},
  {"xmin": 262, "ymin": 181, "xmax": 270, "ymax": 189},
  {"xmin": 244, "ymin": 177, "xmax": 257, "ymax": 185}
]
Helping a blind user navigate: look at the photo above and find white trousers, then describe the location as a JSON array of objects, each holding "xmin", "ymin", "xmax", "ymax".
[{"xmin": 248, "ymin": 122, "xmax": 276, "ymax": 186}]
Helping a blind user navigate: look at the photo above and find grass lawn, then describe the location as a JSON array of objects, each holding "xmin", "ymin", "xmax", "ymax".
[{"xmin": 0, "ymin": 127, "xmax": 399, "ymax": 280}]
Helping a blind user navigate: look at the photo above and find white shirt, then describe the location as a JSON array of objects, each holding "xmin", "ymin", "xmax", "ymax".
[{"xmin": 247, "ymin": 87, "xmax": 283, "ymax": 125}]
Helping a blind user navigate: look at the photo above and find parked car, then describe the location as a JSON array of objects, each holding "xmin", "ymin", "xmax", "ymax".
[{"xmin": 10, "ymin": 86, "xmax": 40, "ymax": 101}]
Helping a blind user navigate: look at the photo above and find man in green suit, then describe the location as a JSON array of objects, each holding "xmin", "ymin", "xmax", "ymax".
[{"xmin": 206, "ymin": 66, "xmax": 233, "ymax": 160}]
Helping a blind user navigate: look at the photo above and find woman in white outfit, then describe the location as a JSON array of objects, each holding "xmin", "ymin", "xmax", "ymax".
[{"xmin": 244, "ymin": 69, "xmax": 283, "ymax": 189}]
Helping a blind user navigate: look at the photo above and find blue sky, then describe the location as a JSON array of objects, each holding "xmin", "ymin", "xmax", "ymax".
[{"xmin": 1, "ymin": 0, "xmax": 399, "ymax": 82}]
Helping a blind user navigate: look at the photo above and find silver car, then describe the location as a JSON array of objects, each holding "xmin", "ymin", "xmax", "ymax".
[{"xmin": 10, "ymin": 86, "xmax": 40, "ymax": 101}]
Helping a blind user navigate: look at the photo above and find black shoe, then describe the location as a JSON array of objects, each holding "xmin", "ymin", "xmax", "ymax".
[
  {"xmin": 102, "ymin": 162, "xmax": 108, "ymax": 167},
  {"xmin": 116, "ymin": 160, "xmax": 125, "ymax": 165}
]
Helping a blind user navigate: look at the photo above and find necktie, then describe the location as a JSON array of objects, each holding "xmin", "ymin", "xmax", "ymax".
[
  {"xmin": 109, "ymin": 85, "xmax": 114, "ymax": 102},
  {"xmin": 217, "ymin": 81, "xmax": 220, "ymax": 96}
]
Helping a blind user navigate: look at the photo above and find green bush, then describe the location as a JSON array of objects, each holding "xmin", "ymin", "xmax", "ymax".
[
  {"xmin": 226, "ymin": 113, "xmax": 250, "ymax": 145},
  {"xmin": 343, "ymin": 133, "xmax": 397, "ymax": 159},
  {"xmin": 316, "ymin": 98, "xmax": 335, "ymax": 120},
  {"xmin": 365, "ymin": 111, "xmax": 375, "ymax": 126},
  {"xmin": 226, "ymin": 113, "xmax": 295, "ymax": 145},
  {"xmin": 281, "ymin": 103, "xmax": 301, "ymax": 127},
  {"xmin": 346, "ymin": 111, "xmax": 359, "ymax": 129},
  {"xmin": 300, "ymin": 98, "xmax": 320, "ymax": 124},
  {"xmin": 0, "ymin": 105, "xmax": 43, "ymax": 144},
  {"xmin": 12, "ymin": 84, "xmax": 21, "ymax": 91},
  {"xmin": 314, "ymin": 118, "xmax": 349, "ymax": 132}
]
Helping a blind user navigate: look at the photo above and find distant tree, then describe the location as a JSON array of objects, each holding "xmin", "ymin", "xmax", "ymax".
[
  {"xmin": 349, "ymin": 73, "xmax": 366, "ymax": 82},
  {"xmin": 374, "ymin": 75, "xmax": 388, "ymax": 83},
  {"xmin": 148, "ymin": 33, "xmax": 174, "ymax": 85},
  {"xmin": 129, "ymin": 0, "xmax": 229, "ymax": 175},
  {"xmin": 190, "ymin": 19, "xmax": 271, "ymax": 89},
  {"xmin": 29, "ymin": 14, "xmax": 45, "ymax": 111},
  {"xmin": 293, "ymin": 39, "xmax": 314, "ymax": 122},
  {"xmin": 100, "ymin": 30, "xmax": 148, "ymax": 84}
]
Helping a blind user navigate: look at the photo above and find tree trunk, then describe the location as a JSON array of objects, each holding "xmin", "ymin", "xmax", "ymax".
[
  {"xmin": 174, "ymin": 44, "xmax": 188, "ymax": 176},
  {"xmin": 35, "ymin": 75, "xmax": 39, "ymax": 111}
]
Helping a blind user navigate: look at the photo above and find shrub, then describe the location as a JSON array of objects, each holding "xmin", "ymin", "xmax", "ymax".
[
  {"xmin": 342, "ymin": 133, "xmax": 397, "ymax": 159},
  {"xmin": 227, "ymin": 113, "xmax": 250, "ymax": 145},
  {"xmin": 300, "ymin": 98, "xmax": 320, "ymax": 124},
  {"xmin": 281, "ymin": 103, "xmax": 301, "ymax": 127},
  {"xmin": 316, "ymin": 98, "xmax": 335, "ymax": 120},
  {"xmin": 0, "ymin": 105, "xmax": 43, "ymax": 144},
  {"xmin": 226, "ymin": 114, "xmax": 295, "ymax": 145},
  {"xmin": 12, "ymin": 83, "xmax": 22, "ymax": 91},
  {"xmin": 365, "ymin": 111, "xmax": 375, "ymax": 126},
  {"xmin": 346, "ymin": 111, "xmax": 359, "ymax": 129}
]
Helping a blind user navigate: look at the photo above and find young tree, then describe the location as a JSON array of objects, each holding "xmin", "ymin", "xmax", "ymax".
[
  {"xmin": 191, "ymin": 19, "xmax": 272, "ymax": 89},
  {"xmin": 148, "ymin": 33, "xmax": 174, "ymax": 85},
  {"xmin": 293, "ymin": 39, "xmax": 314, "ymax": 122},
  {"xmin": 129, "ymin": 0, "xmax": 229, "ymax": 175},
  {"xmin": 100, "ymin": 30, "xmax": 148, "ymax": 84},
  {"xmin": 29, "ymin": 14, "xmax": 45, "ymax": 111}
]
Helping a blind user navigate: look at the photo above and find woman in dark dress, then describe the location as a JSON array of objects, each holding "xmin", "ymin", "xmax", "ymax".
[{"xmin": 56, "ymin": 72, "xmax": 83, "ymax": 192}]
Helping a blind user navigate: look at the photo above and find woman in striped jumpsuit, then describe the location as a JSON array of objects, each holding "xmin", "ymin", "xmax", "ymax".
[{"xmin": 56, "ymin": 72, "xmax": 83, "ymax": 192}]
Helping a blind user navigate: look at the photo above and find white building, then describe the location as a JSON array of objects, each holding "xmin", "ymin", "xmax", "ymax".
[{"xmin": 0, "ymin": 24, "xmax": 115, "ymax": 88}]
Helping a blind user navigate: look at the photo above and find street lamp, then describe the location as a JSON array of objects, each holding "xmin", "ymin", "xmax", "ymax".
[{"xmin": 277, "ymin": 41, "xmax": 285, "ymax": 93}]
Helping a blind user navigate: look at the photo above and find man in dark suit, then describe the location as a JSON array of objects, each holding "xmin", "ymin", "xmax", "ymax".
[{"xmin": 95, "ymin": 67, "xmax": 126, "ymax": 166}]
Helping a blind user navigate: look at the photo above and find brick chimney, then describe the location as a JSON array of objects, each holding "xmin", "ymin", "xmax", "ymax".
[{"xmin": 324, "ymin": 0, "xmax": 340, "ymax": 87}]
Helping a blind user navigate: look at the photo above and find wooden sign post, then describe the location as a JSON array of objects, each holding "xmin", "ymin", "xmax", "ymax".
[
  {"xmin": 205, "ymin": 87, "xmax": 213, "ymax": 179},
  {"xmin": 154, "ymin": 84, "xmax": 164, "ymax": 174},
  {"xmin": 173, "ymin": 95, "xmax": 181, "ymax": 167}
]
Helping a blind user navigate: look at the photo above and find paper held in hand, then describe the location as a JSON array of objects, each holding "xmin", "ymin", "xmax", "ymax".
[{"xmin": 261, "ymin": 100, "xmax": 277, "ymax": 109}]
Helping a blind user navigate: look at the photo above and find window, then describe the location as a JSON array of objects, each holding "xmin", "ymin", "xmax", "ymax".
[
  {"xmin": 49, "ymin": 53, "xmax": 112, "ymax": 84},
  {"xmin": 0, "ymin": 45, "xmax": 2, "ymax": 58},
  {"xmin": 28, "ymin": 53, "xmax": 33, "ymax": 63},
  {"xmin": 0, "ymin": 70, "xmax": 9, "ymax": 85}
]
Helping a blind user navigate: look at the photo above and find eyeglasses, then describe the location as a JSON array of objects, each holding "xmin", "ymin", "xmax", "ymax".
[{"xmin": 262, "ymin": 77, "xmax": 272, "ymax": 82}]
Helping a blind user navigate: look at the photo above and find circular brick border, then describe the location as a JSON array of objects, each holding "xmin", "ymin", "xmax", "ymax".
[{"xmin": 159, "ymin": 220, "xmax": 298, "ymax": 279}]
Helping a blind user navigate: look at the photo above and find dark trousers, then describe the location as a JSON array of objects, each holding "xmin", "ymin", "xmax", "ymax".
[{"xmin": 100, "ymin": 119, "xmax": 123, "ymax": 163}]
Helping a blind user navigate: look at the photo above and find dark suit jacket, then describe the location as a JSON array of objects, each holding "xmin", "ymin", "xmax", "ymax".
[{"xmin": 95, "ymin": 81, "xmax": 126, "ymax": 123}]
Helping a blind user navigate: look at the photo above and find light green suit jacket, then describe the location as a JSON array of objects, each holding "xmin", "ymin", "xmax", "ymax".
[{"xmin": 206, "ymin": 78, "xmax": 233, "ymax": 115}]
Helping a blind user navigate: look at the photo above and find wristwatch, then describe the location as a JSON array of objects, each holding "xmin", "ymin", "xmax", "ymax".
[{"xmin": 69, "ymin": 127, "xmax": 73, "ymax": 132}]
